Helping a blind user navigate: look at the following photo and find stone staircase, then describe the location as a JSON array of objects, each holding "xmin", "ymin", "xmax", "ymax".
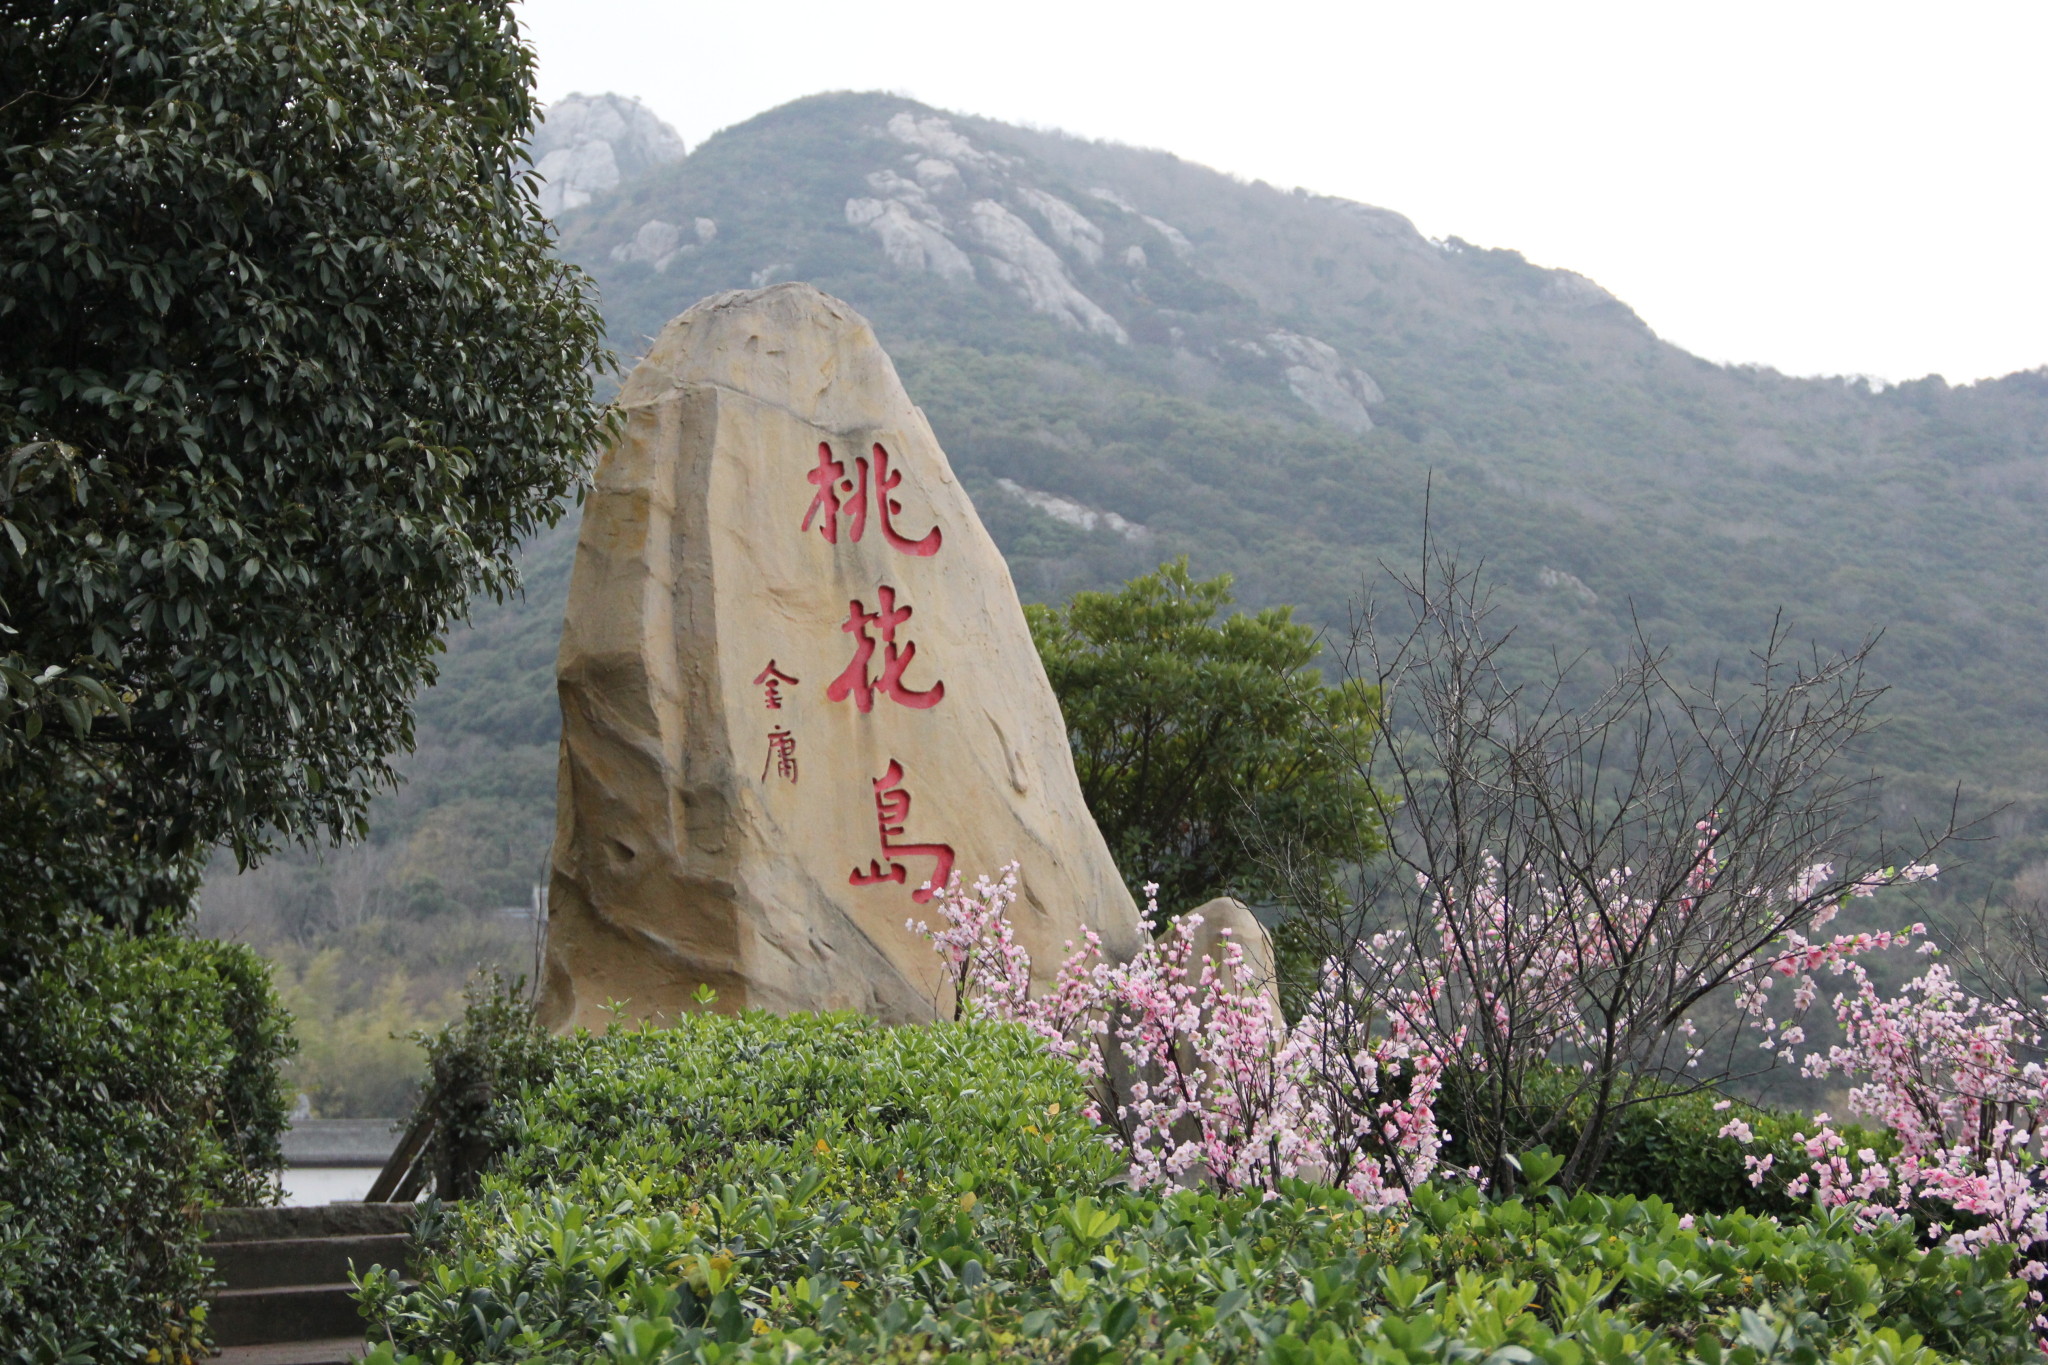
[{"xmin": 205, "ymin": 1204, "xmax": 414, "ymax": 1365}]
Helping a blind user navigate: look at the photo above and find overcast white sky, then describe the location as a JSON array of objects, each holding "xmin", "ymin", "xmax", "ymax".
[{"xmin": 518, "ymin": 0, "xmax": 2044, "ymax": 385}]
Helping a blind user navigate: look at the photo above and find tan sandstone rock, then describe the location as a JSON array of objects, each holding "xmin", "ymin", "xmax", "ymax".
[{"xmin": 540, "ymin": 283, "xmax": 1145, "ymax": 1031}]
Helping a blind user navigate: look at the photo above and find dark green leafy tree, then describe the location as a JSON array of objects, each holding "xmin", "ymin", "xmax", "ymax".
[
  {"xmin": 1026, "ymin": 558, "xmax": 1384, "ymax": 921},
  {"xmin": 0, "ymin": 0, "xmax": 612, "ymax": 932}
]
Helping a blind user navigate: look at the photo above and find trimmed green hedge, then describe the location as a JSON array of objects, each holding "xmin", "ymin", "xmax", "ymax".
[
  {"xmin": 0, "ymin": 932, "xmax": 294, "ymax": 1365},
  {"xmin": 1439, "ymin": 1067, "xmax": 1896, "ymax": 1218},
  {"xmin": 357, "ymin": 1012, "xmax": 2036, "ymax": 1365},
  {"xmin": 1582, "ymin": 1086, "xmax": 1893, "ymax": 1219}
]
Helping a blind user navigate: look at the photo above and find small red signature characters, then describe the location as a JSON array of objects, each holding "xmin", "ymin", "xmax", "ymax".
[
  {"xmin": 800, "ymin": 441, "xmax": 941, "ymax": 556},
  {"xmin": 849, "ymin": 759, "xmax": 955, "ymax": 903},
  {"xmin": 761, "ymin": 727, "xmax": 798, "ymax": 784},
  {"xmin": 753, "ymin": 660, "xmax": 799, "ymax": 710},
  {"xmin": 825, "ymin": 584, "xmax": 944, "ymax": 712}
]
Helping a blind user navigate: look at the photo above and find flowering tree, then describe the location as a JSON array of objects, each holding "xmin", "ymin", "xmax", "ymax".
[
  {"xmin": 918, "ymin": 856, "xmax": 2048, "ymax": 1330},
  {"xmin": 1725, "ymin": 936, "xmax": 2048, "ymax": 1318},
  {"xmin": 1272, "ymin": 548, "xmax": 1961, "ymax": 1194}
]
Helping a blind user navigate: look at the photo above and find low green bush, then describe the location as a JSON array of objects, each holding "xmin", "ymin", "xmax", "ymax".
[
  {"xmin": 356, "ymin": 1012, "xmax": 2035, "ymax": 1365},
  {"xmin": 1581, "ymin": 1088, "xmax": 1893, "ymax": 1219},
  {"xmin": 409, "ymin": 969, "xmax": 558, "ymax": 1198},
  {"xmin": 1440, "ymin": 1067, "xmax": 1896, "ymax": 1218},
  {"xmin": 0, "ymin": 931, "xmax": 294, "ymax": 1364}
]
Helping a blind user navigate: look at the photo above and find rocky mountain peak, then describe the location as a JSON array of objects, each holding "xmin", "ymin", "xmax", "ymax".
[
  {"xmin": 831, "ymin": 109, "xmax": 1381, "ymax": 425},
  {"xmin": 530, "ymin": 93, "xmax": 687, "ymax": 216},
  {"xmin": 552, "ymin": 92, "xmax": 1670, "ymax": 443}
]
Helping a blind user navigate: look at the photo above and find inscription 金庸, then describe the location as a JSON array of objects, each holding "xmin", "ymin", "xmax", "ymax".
[
  {"xmin": 753, "ymin": 661, "xmax": 799, "ymax": 709},
  {"xmin": 762, "ymin": 727, "xmax": 798, "ymax": 783}
]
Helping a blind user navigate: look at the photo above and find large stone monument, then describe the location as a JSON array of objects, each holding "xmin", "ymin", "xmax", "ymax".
[{"xmin": 540, "ymin": 284, "xmax": 1146, "ymax": 1030}]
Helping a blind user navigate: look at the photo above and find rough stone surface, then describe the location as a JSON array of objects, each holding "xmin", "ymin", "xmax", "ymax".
[
  {"xmin": 887, "ymin": 111, "xmax": 1003, "ymax": 168},
  {"xmin": 541, "ymin": 284, "xmax": 1144, "ymax": 1031},
  {"xmin": 968, "ymin": 200, "xmax": 1128, "ymax": 342},
  {"xmin": 1014, "ymin": 187, "xmax": 1105, "ymax": 266},
  {"xmin": 611, "ymin": 219, "xmax": 682, "ymax": 267},
  {"xmin": 530, "ymin": 93, "xmax": 686, "ymax": 216},
  {"xmin": 845, "ymin": 114, "xmax": 1131, "ymax": 343},
  {"xmin": 204, "ymin": 1203, "xmax": 414, "ymax": 1243},
  {"xmin": 994, "ymin": 478, "xmax": 1148, "ymax": 542},
  {"xmin": 845, "ymin": 193, "xmax": 974, "ymax": 280},
  {"xmin": 1265, "ymin": 331, "xmax": 1382, "ymax": 432}
]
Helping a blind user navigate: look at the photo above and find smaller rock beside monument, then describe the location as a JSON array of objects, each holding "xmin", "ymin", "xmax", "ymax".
[{"xmin": 1183, "ymin": 898, "xmax": 1282, "ymax": 1014}]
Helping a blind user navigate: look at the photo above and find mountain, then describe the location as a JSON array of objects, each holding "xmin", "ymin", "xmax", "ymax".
[
  {"xmin": 561, "ymin": 93, "xmax": 2048, "ymax": 821},
  {"xmin": 201, "ymin": 92, "xmax": 2048, "ymax": 1107}
]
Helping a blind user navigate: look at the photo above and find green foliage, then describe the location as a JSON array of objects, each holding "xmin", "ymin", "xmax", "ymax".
[
  {"xmin": 1026, "ymin": 558, "xmax": 1382, "ymax": 916},
  {"xmin": 410, "ymin": 969, "xmax": 556, "ymax": 1198},
  {"xmin": 355, "ymin": 1013, "xmax": 2035, "ymax": 1365},
  {"xmin": 274, "ymin": 950, "xmax": 447, "ymax": 1119},
  {"xmin": 199, "ymin": 940, "xmax": 297, "ymax": 1207},
  {"xmin": 1439, "ymin": 1068, "xmax": 1896, "ymax": 1220},
  {"xmin": 1580, "ymin": 1093, "xmax": 1892, "ymax": 1223},
  {"xmin": 0, "ymin": 0, "xmax": 612, "ymax": 930},
  {"xmin": 0, "ymin": 932, "xmax": 295, "ymax": 1364}
]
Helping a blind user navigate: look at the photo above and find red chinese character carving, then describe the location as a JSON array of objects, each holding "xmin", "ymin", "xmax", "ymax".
[
  {"xmin": 871, "ymin": 442, "xmax": 941, "ymax": 557},
  {"xmin": 762, "ymin": 727, "xmax": 798, "ymax": 783},
  {"xmin": 753, "ymin": 660, "xmax": 799, "ymax": 709},
  {"xmin": 801, "ymin": 442, "xmax": 867, "ymax": 544},
  {"xmin": 799, "ymin": 440, "xmax": 939, "ymax": 555},
  {"xmin": 848, "ymin": 860, "xmax": 906, "ymax": 887},
  {"xmin": 824, "ymin": 585, "xmax": 944, "ymax": 712},
  {"xmin": 849, "ymin": 759, "xmax": 955, "ymax": 903}
]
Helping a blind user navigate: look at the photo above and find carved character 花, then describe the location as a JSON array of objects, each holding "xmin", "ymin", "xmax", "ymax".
[{"xmin": 825, "ymin": 584, "xmax": 944, "ymax": 712}]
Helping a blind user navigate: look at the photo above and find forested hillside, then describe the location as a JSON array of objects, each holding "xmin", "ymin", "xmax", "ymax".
[
  {"xmin": 567, "ymin": 93, "xmax": 2048, "ymax": 807},
  {"xmin": 200, "ymin": 90, "xmax": 2048, "ymax": 1111}
]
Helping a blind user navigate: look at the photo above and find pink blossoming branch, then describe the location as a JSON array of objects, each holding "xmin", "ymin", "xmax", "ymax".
[
  {"xmin": 910, "ymin": 865, "xmax": 1442, "ymax": 1208},
  {"xmin": 1717, "ymin": 864, "xmax": 2048, "ymax": 1323}
]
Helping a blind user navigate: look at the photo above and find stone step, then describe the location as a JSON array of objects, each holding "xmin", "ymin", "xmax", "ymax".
[
  {"xmin": 206, "ymin": 1203, "xmax": 415, "ymax": 1244},
  {"xmin": 211, "ymin": 1233, "xmax": 410, "ymax": 1290},
  {"xmin": 211, "ymin": 1284, "xmax": 366, "ymax": 1347},
  {"xmin": 213, "ymin": 1337, "xmax": 369, "ymax": 1365}
]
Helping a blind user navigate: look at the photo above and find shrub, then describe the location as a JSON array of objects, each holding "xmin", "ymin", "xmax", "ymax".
[
  {"xmin": 913, "ymin": 868, "xmax": 1442, "ymax": 1205},
  {"xmin": 355, "ymin": 1012, "xmax": 2036, "ymax": 1365},
  {"xmin": 1026, "ymin": 558, "xmax": 1384, "ymax": 919},
  {"xmin": 408, "ymin": 970, "xmax": 556, "ymax": 1198},
  {"xmin": 1436, "ymin": 1065, "xmax": 1895, "ymax": 1219},
  {"xmin": 0, "ymin": 932, "xmax": 294, "ymax": 1364},
  {"xmin": 1727, "ymin": 957, "xmax": 2048, "ymax": 1313},
  {"xmin": 206, "ymin": 941, "xmax": 298, "ymax": 1207}
]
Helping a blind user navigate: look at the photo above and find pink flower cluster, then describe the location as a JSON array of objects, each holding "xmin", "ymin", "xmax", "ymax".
[
  {"xmin": 911, "ymin": 865, "xmax": 1440, "ymax": 1206},
  {"xmin": 1708, "ymin": 862, "xmax": 2048, "ymax": 1325},
  {"xmin": 1729, "ymin": 954, "xmax": 2048, "ymax": 1314}
]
